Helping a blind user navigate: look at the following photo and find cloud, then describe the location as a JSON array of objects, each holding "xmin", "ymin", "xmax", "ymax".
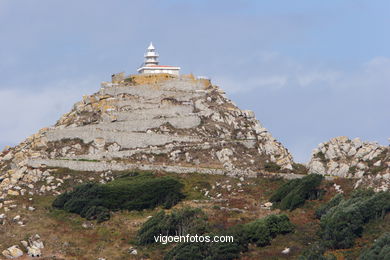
[
  {"xmin": 213, "ymin": 51, "xmax": 341, "ymax": 93},
  {"xmin": 213, "ymin": 55, "xmax": 390, "ymax": 162},
  {"xmin": 0, "ymin": 77, "xmax": 100, "ymax": 147}
]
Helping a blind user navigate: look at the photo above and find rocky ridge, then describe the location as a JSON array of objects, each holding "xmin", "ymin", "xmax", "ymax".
[
  {"xmin": 0, "ymin": 74, "xmax": 293, "ymax": 202},
  {"xmin": 308, "ymin": 136, "xmax": 390, "ymax": 191}
]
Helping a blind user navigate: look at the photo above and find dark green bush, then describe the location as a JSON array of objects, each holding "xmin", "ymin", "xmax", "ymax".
[
  {"xmin": 163, "ymin": 214, "xmax": 294, "ymax": 259},
  {"xmin": 243, "ymin": 214, "xmax": 294, "ymax": 246},
  {"xmin": 164, "ymin": 242, "xmax": 208, "ymax": 260},
  {"xmin": 319, "ymin": 191, "xmax": 390, "ymax": 249},
  {"xmin": 292, "ymin": 163, "xmax": 309, "ymax": 175},
  {"xmin": 298, "ymin": 242, "xmax": 336, "ymax": 260},
  {"xmin": 138, "ymin": 207, "xmax": 208, "ymax": 245},
  {"xmin": 270, "ymin": 174, "xmax": 324, "ymax": 211},
  {"xmin": 264, "ymin": 161, "xmax": 282, "ymax": 172},
  {"xmin": 164, "ymin": 239, "xmax": 242, "ymax": 260},
  {"xmin": 264, "ymin": 214, "xmax": 295, "ymax": 236},
  {"xmin": 359, "ymin": 232, "xmax": 390, "ymax": 260},
  {"xmin": 315, "ymin": 193, "xmax": 344, "ymax": 219},
  {"xmin": 52, "ymin": 173, "xmax": 185, "ymax": 222}
]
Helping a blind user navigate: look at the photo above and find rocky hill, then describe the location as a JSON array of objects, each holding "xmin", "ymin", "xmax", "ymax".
[
  {"xmin": 0, "ymin": 73, "xmax": 389, "ymax": 260},
  {"xmin": 0, "ymin": 74, "xmax": 293, "ymax": 201},
  {"xmin": 308, "ymin": 136, "xmax": 390, "ymax": 191}
]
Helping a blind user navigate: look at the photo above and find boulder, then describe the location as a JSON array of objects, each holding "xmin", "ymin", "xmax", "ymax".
[
  {"xmin": 2, "ymin": 245, "xmax": 23, "ymax": 259},
  {"xmin": 27, "ymin": 246, "xmax": 41, "ymax": 257},
  {"xmin": 28, "ymin": 234, "xmax": 44, "ymax": 249}
]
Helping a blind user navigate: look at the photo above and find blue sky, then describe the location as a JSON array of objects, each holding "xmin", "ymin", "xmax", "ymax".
[{"xmin": 0, "ymin": 0, "xmax": 389, "ymax": 162}]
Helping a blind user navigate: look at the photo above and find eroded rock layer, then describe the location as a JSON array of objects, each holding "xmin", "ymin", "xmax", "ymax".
[{"xmin": 0, "ymin": 74, "xmax": 293, "ymax": 200}]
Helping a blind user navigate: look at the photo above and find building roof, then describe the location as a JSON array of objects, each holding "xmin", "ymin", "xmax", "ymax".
[{"xmin": 148, "ymin": 42, "xmax": 155, "ymax": 50}]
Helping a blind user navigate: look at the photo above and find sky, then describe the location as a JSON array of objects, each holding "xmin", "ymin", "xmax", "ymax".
[{"xmin": 0, "ymin": 0, "xmax": 389, "ymax": 162}]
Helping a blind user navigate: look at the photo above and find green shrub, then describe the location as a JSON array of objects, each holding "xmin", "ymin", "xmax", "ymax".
[
  {"xmin": 243, "ymin": 214, "xmax": 294, "ymax": 246},
  {"xmin": 359, "ymin": 232, "xmax": 390, "ymax": 260},
  {"xmin": 315, "ymin": 151, "xmax": 327, "ymax": 162},
  {"xmin": 319, "ymin": 191, "xmax": 390, "ymax": 249},
  {"xmin": 298, "ymin": 242, "xmax": 336, "ymax": 260},
  {"xmin": 138, "ymin": 207, "xmax": 208, "ymax": 245},
  {"xmin": 292, "ymin": 163, "xmax": 309, "ymax": 175},
  {"xmin": 264, "ymin": 214, "xmax": 295, "ymax": 236},
  {"xmin": 270, "ymin": 174, "xmax": 324, "ymax": 211},
  {"xmin": 163, "ymin": 214, "xmax": 294, "ymax": 259},
  {"xmin": 164, "ymin": 238, "xmax": 242, "ymax": 260},
  {"xmin": 264, "ymin": 162, "xmax": 281, "ymax": 172},
  {"xmin": 52, "ymin": 173, "xmax": 185, "ymax": 222},
  {"xmin": 164, "ymin": 242, "xmax": 208, "ymax": 260},
  {"xmin": 315, "ymin": 193, "xmax": 344, "ymax": 219}
]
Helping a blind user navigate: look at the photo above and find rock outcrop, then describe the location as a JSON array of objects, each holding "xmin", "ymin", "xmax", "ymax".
[
  {"xmin": 2, "ymin": 245, "xmax": 23, "ymax": 259},
  {"xmin": 0, "ymin": 74, "xmax": 293, "ymax": 200},
  {"xmin": 308, "ymin": 136, "xmax": 390, "ymax": 191},
  {"xmin": 21, "ymin": 234, "xmax": 44, "ymax": 257}
]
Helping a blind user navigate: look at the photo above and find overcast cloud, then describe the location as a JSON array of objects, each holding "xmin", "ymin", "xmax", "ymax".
[{"xmin": 0, "ymin": 0, "xmax": 389, "ymax": 162}]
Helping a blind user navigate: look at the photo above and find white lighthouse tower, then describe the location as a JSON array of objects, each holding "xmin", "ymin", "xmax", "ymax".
[
  {"xmin": 137, "ymin": 42, "xmax": 180, "ymax": 76},
  {"xmin": 144, "ymin": 42, "xmax": 159, "ymax": 66}
]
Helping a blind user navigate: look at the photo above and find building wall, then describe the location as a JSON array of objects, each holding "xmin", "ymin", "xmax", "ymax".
[{"xmin": 140, "ymin": 68, "xmax": 180, "ymax": 76}]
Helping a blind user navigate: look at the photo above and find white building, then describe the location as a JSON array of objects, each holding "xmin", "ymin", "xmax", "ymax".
[{"xmin": 137, "ymin": 42, "xmax": 181, "ymax": 76}]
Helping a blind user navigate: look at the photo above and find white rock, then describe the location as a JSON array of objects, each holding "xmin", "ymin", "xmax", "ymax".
[
  {"xmin": 2, "ymin": 245, "xmax": 23, "ymax": 259},
  {"xmin": 373, "ymin": 160, "xmax": 381, "ymax": 167},
  {"xmin": 20, "ymin": 241, "xmax": 28, "ymax": 249},
  {"xmin": 27, "ymin": 246, "xmax": 41, "ymax": 257},
  {"xmin": 28, "ymin": 234, "xmax": 44, "ymax": 249},
  {"xmin": 309, "ymin": 161, "xmax": 326, "ymax": 175},
  {"xmin": 129, "ymin": 247, "xmax": 137, "ymax": 255},
  {"xmin": 281, "ymin": 247, "xmax": 290, "ymax": 254},
  {"xmin": 337, "ymin": 164, "xmax": 349, "ymax": 178}
]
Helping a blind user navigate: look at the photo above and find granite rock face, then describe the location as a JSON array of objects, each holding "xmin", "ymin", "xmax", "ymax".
[
  {"xmin": 0, "ymin": 74, "xmax": 293, "ymax": 199},
  {"xmin": 308, "ymin": 136, "xmax": 390, "ymax": 191}
]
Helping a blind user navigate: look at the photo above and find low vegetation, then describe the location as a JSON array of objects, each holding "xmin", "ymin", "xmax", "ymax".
[
  {"xmin": 138, "ymin": 207, "xmax": 208, "ymax": 245},
  {"xmin": 315, "ymin": 193, "xmax": 344, "ymax": 219},
  {"xmin": 52, "ymin": 172, "xmax": 185, "ymax": 222},
  {"xmin": 270, "ymin": 174, "xmax": 324, "ymax": 211},
  {"xmin": 318, "ymin": 189, "xmax": 390, "ymax": 249},
  {"xmin": 155, "ymin": 212, "xmax": 294, "ymax": 260},
  {"xmin": 292, "ymin": 163, "xmax": 309, "ymax": 175},
  {"xmin": 263, "ymin": 162, "xmax": 281, "ymax": 172},
  {"xmin": 359, "ymin": 232, "xmax": 390, "ymax": 260}
]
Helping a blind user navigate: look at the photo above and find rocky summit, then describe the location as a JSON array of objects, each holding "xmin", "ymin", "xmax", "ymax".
[
  {"xmin": 0, "ymin": 73, "xmax": 293, "ymax": 200},
  {"xmin": 308, "ymin": 136, "xmax": 390, "ymax": 191}
]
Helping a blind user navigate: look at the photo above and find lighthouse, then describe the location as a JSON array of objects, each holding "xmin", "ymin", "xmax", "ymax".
[{"xmin": 137, "ymin": 42, "xmax": 181, "ymax": 76}]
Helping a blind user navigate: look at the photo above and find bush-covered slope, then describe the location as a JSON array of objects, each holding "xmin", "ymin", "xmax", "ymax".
[
  {"xmin": 52, "ymin": 172, "xmax": 185, "ymax": 222},
  {"xmin": 270, "ymin": 174, "xmax": 324, "ymax": 211},
  {"xmin": 162, "ymin": 213, "xmax": 294, "ymax": 260},
  {"xmin": 319, "ymin": 190, "xmax": 390, "ymax": 249},
  {"xmin": 359, "ymin": 232, "xmax": 390, "ymax": 260},
  {"xmin": 138, "ymin": 207, "xmax": 208, "ymax": 245}
]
